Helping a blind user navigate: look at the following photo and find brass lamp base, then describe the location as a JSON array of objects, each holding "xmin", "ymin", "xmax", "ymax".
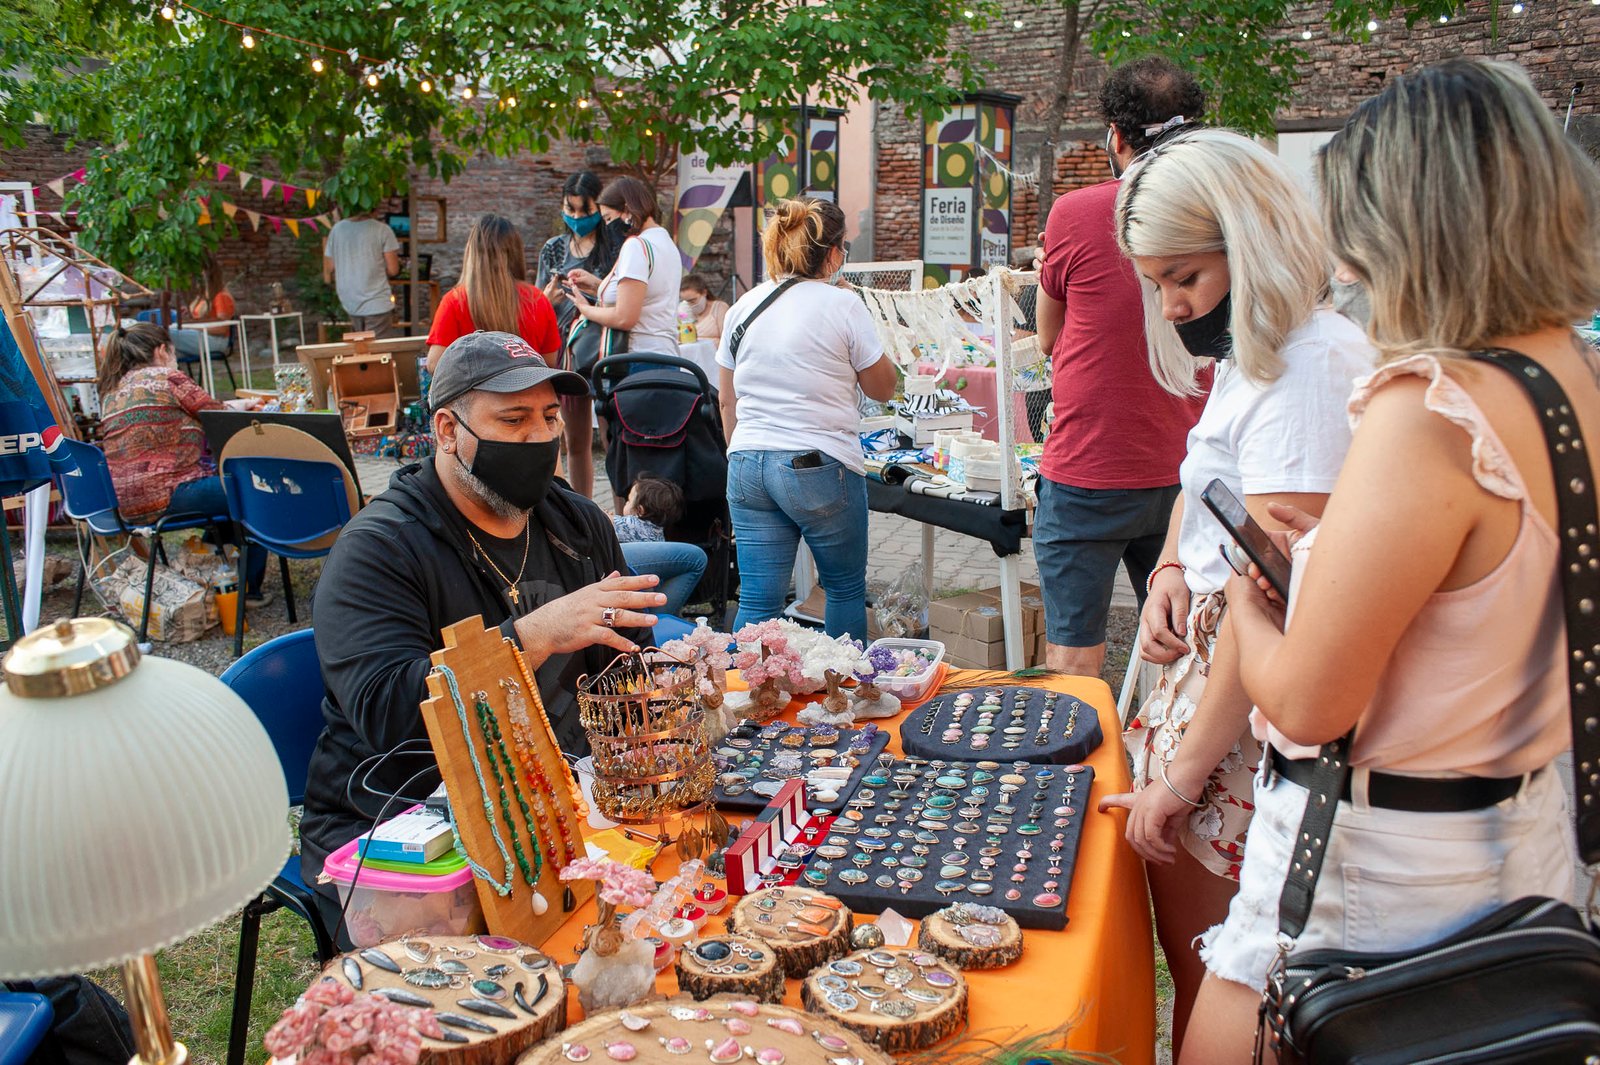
[{"xmin": 122, "ymin": 954, "xmax": 188, "ymax": 1065}]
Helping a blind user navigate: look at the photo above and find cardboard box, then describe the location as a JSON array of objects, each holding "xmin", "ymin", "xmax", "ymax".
[
  {"xmin": 928, "ymin": 591, "xmax": 1005, "ymax": 643},
  {"xmin": 1032, "ymin": 632, "xmax": 1048, "ymax": 667},
  {"xmin": 943, "ymin": 633, "xmax": 1007, "ymax": 669}
]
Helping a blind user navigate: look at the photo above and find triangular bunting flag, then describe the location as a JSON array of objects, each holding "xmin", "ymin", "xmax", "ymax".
[
  {"xmin": 221, "ymin": 201, "xmax": 238, "ymax": 220},
  {"xmin": 217, "ymin": 163, "xmax": 233, "ymax": 182},
  {"xmin": 46, "ymin": 179, "xmax": 65, "ymax": 198},
  {"xmin": 281, "ymin": 184, "xmax": 295, "ymax": 205},
  {"xmin": 285, "ymin": 218, "xmax": 300, "ymax": 237},
  {"xmin": 69, "ymin": 168, "xmax": 86, "ymax": 182},
  {"xmin": 197, "ymin": 196, "xmax": 210, "ymax": 225},
  {"xmin": 244, "ymin": 209, "xmax": 261, "ymax": 231},
  {"xmin": 260, "ymin": 177, "xmax": 276, "ymax": 198},
  {"xmin": 304, "ymin": 217, "xmax": 319, "ymax": 233},
  {"xmin": 267, "ymin": 215, "xmax": 283, "ymax": 234},
  {"xmin": 238, "ymin": 169, "xmax": 254, "ymax": 190},
  {"xmin": 305, "ymin": 188, "xmax": 318, "ymax": 209},
  {"xmin": 198, "ymin": 210, "xmax": 211, "ymax": 226}
]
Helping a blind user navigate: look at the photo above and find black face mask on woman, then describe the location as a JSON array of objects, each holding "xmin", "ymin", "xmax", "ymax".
[
  {"xmin": 1174, "ymin": 291, "xmax": 1233, "ymax": 360},
  {"xmin": 604, "ymin": 217, "xmax": 633, "ymax": 244},
  {"xmin": 453, "ymin": 415, "xmax": 561, "ymax": 511}
]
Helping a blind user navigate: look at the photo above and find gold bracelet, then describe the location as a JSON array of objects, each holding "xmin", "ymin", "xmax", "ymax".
[{"xmin": 1159, "ymin": 761, "xmax": 1207, "ymax": 809}]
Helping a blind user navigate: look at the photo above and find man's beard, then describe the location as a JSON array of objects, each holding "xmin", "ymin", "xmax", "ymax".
[{"xmin": 454, "ymin": 457, "xmax": 529, "ymax": 521}]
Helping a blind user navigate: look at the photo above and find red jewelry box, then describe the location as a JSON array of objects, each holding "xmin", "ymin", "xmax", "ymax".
[{"xmin": 724, "ymin": 779, "xmax": 809, "ymax": 896}]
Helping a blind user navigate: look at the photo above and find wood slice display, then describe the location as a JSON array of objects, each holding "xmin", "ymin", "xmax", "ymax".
[
  {"xmin": 515, "ymin": 994, "xmax": 892, "ymax": 1065},
  {"xmin": 917, "ymin": 903, "xmax": 1024, "ymax": 970},
  {"xmin": 798, "ymin": 946, "xmax": 968, "ymax": 1054},
  {"xmin": 318, "ymin": 934, "xmax": 566, "ymax": 1064},
  {"xmin": 673, "ymin": 934, "xmax": 785, "ymax": 1003},
  {"xmin": 725, "ymin": 887, "xmax": 852, "ymax": 979}
]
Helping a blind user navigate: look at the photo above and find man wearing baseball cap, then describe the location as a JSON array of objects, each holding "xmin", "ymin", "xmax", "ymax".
[{"xmin": 300, "ymin": 331, "xmax": 665, "ymax": 937}]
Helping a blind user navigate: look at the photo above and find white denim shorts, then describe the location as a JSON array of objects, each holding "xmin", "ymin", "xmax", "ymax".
[{"xmin": 1199, "ymin": 757, "xmax": 1576, "ymax": 990}]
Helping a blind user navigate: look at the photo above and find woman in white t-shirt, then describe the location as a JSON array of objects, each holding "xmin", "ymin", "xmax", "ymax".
[
  {"xmin": 567, "ymin": 176, "xmax": 682, "ymax": 356},
  {"xmin": 1092, "ymin": 129, "xmax": 1376, "ymax": 1058},
  {"xmin": 715, "ymin": 198, "xmax": 898, "ymax": 639}
]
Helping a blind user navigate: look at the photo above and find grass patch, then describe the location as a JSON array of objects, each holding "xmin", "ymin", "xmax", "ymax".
[{"xmin": 91, "ymin": 907, "xmax": 320, "ymax": 1065}]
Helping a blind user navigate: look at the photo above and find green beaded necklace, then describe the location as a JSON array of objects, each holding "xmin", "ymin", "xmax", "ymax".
[
  {"xmin": 434, "ymin": 665, "xmax": 515, "ymax": 896},
  {"xmin": 472, "ymin": 690, "xmax": 544, "ymax": 888}
]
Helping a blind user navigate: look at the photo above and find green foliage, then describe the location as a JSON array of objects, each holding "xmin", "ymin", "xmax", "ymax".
[
  {"xmin": 3, "ymin": 0, "xmax": 999, "ymax": 287},
  {"xmin": 1089, "ymin": 0, "xmax": 1464, "ymax": 134}
]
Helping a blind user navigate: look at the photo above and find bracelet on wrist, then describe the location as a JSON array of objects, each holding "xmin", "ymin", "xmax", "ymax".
[
  {"xmin": 1159, "ymin": 761, "xmax": 1207, "ymax": 809},
  {"xmin": 1146, "ymin": 560, "xmax": 1185, "ymax": 595}
]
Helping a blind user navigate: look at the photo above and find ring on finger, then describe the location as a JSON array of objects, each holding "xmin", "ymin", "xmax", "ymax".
[{"xmin": 601, "ymin": 606, "xmax": 618, "ymax": 628}]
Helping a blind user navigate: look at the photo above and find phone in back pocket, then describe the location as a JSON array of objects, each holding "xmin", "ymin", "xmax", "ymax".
[{"xmin": 791, "ymin": 450, "xmax": 825, "ymax": 470}]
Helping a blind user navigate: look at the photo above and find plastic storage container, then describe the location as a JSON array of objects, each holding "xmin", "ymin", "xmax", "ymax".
[
  {"xmin": 867, "ymin": 637, "xmax": 947, "ymax": 704},
  {"xmin": 319, "ymin": 835, "xmax": 484, "ymax": 948}
]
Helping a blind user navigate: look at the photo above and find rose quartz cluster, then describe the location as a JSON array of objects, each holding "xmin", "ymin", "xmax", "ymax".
[{"xmin": 263, "ymin": 980, "xmax": 441, "ymax": 1065}]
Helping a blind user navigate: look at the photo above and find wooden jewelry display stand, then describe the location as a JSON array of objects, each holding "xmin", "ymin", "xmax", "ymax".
[
  {"xmin": 798, "ymin": 946, "xmax": 969, "ymax": 1053},
  {"xmin": 319, "ymin": 935, "xmax": 565, "ymax": 1065},
  {"xmin": 420, "ymin": 617, "xmax": 593, "ymax": 948},
  {"xmin": 725, "ymin": 887, "xmax": 852, "ymax": 979},
  {"xmin": 673, "ymin": 934, "xmax": 786, "ymax": 1003},
  {"xmin": 917, "ymin": 904, "xmax": 1024, "ymax": 970}
]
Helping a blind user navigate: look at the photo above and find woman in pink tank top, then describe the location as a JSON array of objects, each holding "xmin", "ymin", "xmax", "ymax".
[{"xmin": 1181, "ymin": 58, "xmax": 1600, "ymax": 1063}]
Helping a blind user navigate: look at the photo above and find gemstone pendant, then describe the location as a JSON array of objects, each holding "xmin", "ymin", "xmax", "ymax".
[
  {"xmin": 439, "ymin": 960, "xmax": 471, "ymax": 975},
  {"xmin": 437, "ymin": 1011, "xmax": 496, "ymax": 1034},
  {"xmin": 403, "ymin": 939, "xmax": 433, "ymax": 963},
  {"xmin": 358, "ymin": 948, "xmax": 401, "ymax": 973},
  {"xmin": 402, "ymin": 967, "xmax": 451, "ymax": 989},
  {"xmin": 341, "ymin": 957, "xmax": 363, "ymax": 989},
  {"xmin": 457, "ymin": 997, "xmax": 517, "ymax": 1019},
  {"xmin": 475, "ymin": 934, "xmax": 522, "ymax": 953},
  {"xmin": 370, "ymin": 987, "xmax": 431, "ymax": 1008},
  {"xmin": 471, "ymin": 979, "xmax": 507, "ymax": 1000}
]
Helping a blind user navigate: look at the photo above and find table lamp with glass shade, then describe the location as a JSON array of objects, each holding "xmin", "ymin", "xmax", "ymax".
[{"xmin": 0, "ymin": 618, "xmax": 291, "ymax": 1065}]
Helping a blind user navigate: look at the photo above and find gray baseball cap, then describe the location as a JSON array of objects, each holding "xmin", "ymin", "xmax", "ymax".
[{"xmin": 428, "ymin": 330, "xmax": 588, "ymax": 409}]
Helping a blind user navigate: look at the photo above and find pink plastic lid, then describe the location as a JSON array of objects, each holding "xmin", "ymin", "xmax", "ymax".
[{"xmin": 323, "ymin": 831, "xmax": 476, "ymax": 892}]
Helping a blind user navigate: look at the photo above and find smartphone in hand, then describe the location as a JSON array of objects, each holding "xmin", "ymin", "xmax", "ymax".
[{"xmin": 1200, "ymin": 478, "xmax": 1293, "ymax": 601}]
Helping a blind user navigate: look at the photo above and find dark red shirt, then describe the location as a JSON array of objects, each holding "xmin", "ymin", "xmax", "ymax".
[
  {"xmin": 427, "ymin": 283, "xmax": 561, "ymax": 366},
  {"xmin": 1039, "ymin": 179, "xmax": 1206, "ymax": 489}
]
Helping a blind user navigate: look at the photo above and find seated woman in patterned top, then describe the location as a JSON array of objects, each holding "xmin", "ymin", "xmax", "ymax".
[{"xmin": 97, "ymin": 321, "xmax": 268, "ymax": 604}]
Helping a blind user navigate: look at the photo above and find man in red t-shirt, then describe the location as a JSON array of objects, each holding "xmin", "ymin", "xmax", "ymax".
[{"xmin": 1035, "ymin": 57, "xmax": 1209, "ymax": 678}]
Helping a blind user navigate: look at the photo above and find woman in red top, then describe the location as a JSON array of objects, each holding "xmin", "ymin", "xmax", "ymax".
[{"xmin": 425, "ymin": 214, "xmax": 560, "ymax": 372}]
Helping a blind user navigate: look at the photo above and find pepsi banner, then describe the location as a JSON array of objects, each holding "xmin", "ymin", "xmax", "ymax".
[{"xmin": 0, "ymin": 305, "xmax": 64, "ymax": 496}]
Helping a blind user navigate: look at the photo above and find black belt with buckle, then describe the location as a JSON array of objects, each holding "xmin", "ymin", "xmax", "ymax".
[{"xmin": 1269, "ymin": 749, "xmax": 1525, "ymax": 812}]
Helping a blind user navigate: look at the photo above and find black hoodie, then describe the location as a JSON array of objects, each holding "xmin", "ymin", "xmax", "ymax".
[{"xmin": 299, "ymin": 458, "xmax": 647, "ymax": 879}]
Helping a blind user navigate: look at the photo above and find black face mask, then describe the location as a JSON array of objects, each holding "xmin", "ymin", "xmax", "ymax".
[
  {"xmin": 453, "ymin": 415, "xmax": 561, "ymax": 511},
  {"xmin": 1174, "ymin": 291, "xmax": 1233, "ymax": 360},
  {"xmin": 604, "ymin": 216, "xmax": 632, "ymax": 243}
]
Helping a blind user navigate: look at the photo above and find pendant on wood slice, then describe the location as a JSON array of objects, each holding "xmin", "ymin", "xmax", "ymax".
[
  {"xmin": 916, "ymin": 902, "xmax": 1024, "ymax": 970},
  {"xmin": 322, "ymin": 934, "xmax": 568, "ymax": 1063},
  {"xmin": 798, "ymin": 947, "xmax": 968, "ymax": 1054},
  {"xmin": 725, "ymin": 887, "xmax": 852, "ymax": 979},
  {"xmin": 673, "ymin": 934, "xmax": 785, "ymax": 1003},
  {"xmin": 513, "ymin": 995, "xmax": 891, "ymax": 1065}
]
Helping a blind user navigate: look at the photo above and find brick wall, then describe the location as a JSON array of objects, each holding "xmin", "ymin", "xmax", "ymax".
[{"xmin": 873, "ymin": 0, "xmax": 1600, "ymax": 259}]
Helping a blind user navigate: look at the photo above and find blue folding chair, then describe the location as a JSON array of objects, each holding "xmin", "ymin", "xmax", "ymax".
[
  {"xmin": 0, "ymin": 991, "xmax": 52, "ymax": 1065},
  {"xmin": 220, "ymin": 456, "xmax": 352, "ymax": 657},
  {"xmin": 136, "ymin": 307, "xmax": 237, "ymax": 390},
  {"xmin": 219, "ymin": 629, "xmax": 337, "ymax": 1065},
  {"xmin": 50, "ymin": 438, "xmax": 230, "ymax": 646}
]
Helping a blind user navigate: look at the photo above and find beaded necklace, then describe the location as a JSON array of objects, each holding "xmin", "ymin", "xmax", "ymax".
[
  {"xmin": 472, "ymin": 689, "xmax": 544, "ymax": 888},
  {"xmin": 434, "ymin": 664, "xmax": 516, "ymax": 896},
  {"xmin": 500, "ymin": 678, "xmax": 578, "ymax": 868}
]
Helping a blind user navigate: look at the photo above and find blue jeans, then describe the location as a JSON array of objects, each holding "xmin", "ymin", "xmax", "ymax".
[
  {"xmin": 727, "ymin": 449, "xmax": 868, "ymax": 640},
  {"xmin": 620, "ymin": 539, "xmax": 707, "ymax": 618},
  {"xmin": 167, "ymin": 476, "xmax": 268, "ymax": 594}
]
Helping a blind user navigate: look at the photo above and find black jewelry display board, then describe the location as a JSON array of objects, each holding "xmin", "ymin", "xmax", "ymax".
[
  {"xmin": 790, "ymin": 758, "xmax": 1095, "ymax": 931},
  {"xmin": 714, "ymin": 719, "xmax": 894, "ymax": 815},
  {"xmin": 900, "ymin": 685, "xmax": 1104, "ymax": 765}
]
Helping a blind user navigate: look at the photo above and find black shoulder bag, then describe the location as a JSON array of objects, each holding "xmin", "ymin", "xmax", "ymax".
[
  {"xmin": 726, "ymin": 277, "xmax": 802, "ymax": 362},
  {"xmin": 1257, "ymin": 349, "xmax": 1600, "ymax": 1065}
]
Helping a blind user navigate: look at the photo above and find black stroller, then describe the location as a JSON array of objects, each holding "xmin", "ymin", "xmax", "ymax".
[{"xmin": 591, "ymin": 353, "xmax": 736, "ymax": 621}]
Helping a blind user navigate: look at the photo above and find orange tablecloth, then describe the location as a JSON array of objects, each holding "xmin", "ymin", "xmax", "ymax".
[{"xmin": 543, "ymin": 670, "xmax": 1155, "ymax": 1062}]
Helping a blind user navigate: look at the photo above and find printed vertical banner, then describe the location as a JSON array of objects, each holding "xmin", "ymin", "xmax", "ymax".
[
  {"xmin": 806, "ymin": 114, "xmax": 840, "ymax": 203},
  {"xmin": 673, "ymin": 145, "xmax": 747, "ymax": 269},
  {"xmin": 922, "ymin": 94, "xmax": 1019, "ymax": 286}
]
